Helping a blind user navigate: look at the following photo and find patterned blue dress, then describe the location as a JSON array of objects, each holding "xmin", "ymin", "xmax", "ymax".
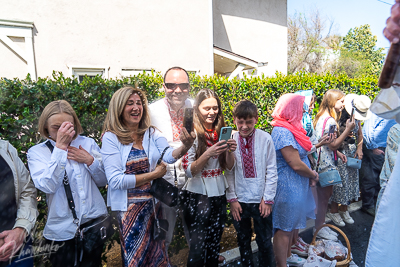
[{"xmin": 271, "ymin": 127, "xmax": 316, "ymax": 233}]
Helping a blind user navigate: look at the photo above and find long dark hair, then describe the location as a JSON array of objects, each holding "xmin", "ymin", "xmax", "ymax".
[{"xmin": 193, "ymin": 89, "xmax": 227, "ymax": 170}]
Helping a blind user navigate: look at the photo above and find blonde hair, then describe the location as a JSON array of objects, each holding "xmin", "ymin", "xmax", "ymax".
[
  {"xmin": 313, "ymin": 89, "xmax": 345, "ymax": 129},
  {"xmin": 102, "ymin": 86, "xmax": 151, "ymax": 145},
  {"xmin": 38, "ymin": 100, "xmax": 83, "ymax": 140}
]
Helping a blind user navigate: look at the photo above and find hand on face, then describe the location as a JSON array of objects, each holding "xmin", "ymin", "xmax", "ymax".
[{"xmin": 56, "ymin": 121, "xmax": 75, "ymax": 150}]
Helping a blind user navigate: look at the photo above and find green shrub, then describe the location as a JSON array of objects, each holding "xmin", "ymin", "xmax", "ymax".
[{"xmin": 0, "ymin": 71, "xmax": 379, "ymax": 259}]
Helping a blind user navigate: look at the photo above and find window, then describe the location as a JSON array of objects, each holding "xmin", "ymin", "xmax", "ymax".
[{"xmin": 68, "ymin": 65, "xmax": 108, "ymax": 82}]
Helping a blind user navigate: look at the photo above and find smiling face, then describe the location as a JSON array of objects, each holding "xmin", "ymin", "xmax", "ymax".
[
  {"xmin": 163, "ymin": 69, "xmax": 190, "ymax": 110},
  {"xmin": 46, "ymin": 113, "xmax": 74, "ymax": 140},
  {"xmin": 334, "ymin": 96, "xmax": 345, "ymax": 112},
  {"xmin": 122, "ymin": 93, "xmax": 143, "ymax": 130},
  {"xmin": 198, "ymin": 97, "xmax": 219, "ymax": 130},
  {"xmin": 234, "ymin": 116, "xmax": 258, "ymax": 138}
]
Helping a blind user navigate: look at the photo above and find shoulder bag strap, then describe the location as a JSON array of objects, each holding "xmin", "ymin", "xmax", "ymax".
[
  {"xmin": 45, "ymin": 140, "xmax": 80, "ymax": 266},
  {"xmin": 45, "ymin": 141, "xmax": 79, "ymax": 224}
]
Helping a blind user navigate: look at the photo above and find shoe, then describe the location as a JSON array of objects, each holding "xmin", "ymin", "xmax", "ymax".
[
  {"xmin": 297, "ymin": 237, "xmax": 310, "ymax": 250},
  {"xmin": 362, "ymin": 207, "xmax": 376, "ymax": 217},
  {"xmin": 218, "ymin": 255, "xmax": 226, "ymax": 264},
  {"xmin": 327, "ymin": 212, "xmax": 345, "ymax": 227},
  {"xmin": 314, "ymin": 227, "xmax": 338, "ymax": 241},
  {"xmin": 324, "ymin": 226, "xmax": 338, "ymax": 237},
  {"xmin": 286, "ymin": 253, "xmax": 306, "ymax": 266},
  {"xmin": 340, "ymin": 210, "xmax": 355, "ymax": 224},
  {"xmin": 291, "ymin": 242, "xmax": 308, "ymax": 257}
]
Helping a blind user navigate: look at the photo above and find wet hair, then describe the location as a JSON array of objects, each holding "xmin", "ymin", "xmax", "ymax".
[
  {"xmin": 193, "ymin": 88, "xmax": 227, "ymax": 170},
  {"xmin": 232, "ymin": 100, "xmax": 258, "ymax": 119},
  {"xmin": 38, "ymin": 100, "xmax": 83, "ymax": 140},
  {"xmin": 102, "ymin": 86, "xmax": 152, "ymax": 145},
  {"xmin": 163, "ymin": 66, "xmax": 190, "ymax": 83}
]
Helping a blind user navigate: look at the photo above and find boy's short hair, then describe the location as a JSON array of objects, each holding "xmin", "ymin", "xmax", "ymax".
[{"xmin": 233, "ymin": 100, "xmax": 258, "ymax": 119}]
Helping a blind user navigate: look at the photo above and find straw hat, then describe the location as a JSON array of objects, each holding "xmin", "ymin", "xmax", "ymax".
[{"xmin": 344, "ymin": 94, "xmax": 372, "ymax": 120}]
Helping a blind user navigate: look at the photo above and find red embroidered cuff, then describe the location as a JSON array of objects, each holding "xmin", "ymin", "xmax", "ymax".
[
  {"xmin": 227, "ymin": 198, "xmax": 238, "ymax": 203},
  {"xmin": 264, "ymin": 200, "xmax": 274, "ymax": 205}
]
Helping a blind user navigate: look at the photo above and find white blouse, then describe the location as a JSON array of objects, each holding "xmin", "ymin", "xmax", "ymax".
[{"xmin": 182, "ymin": 137, "xmax": 229, "ymax": 197}]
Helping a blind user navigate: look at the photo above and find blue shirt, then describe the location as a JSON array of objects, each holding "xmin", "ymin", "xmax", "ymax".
[{"xmin": 362, "ymin": 113, "xmax": 397, "ymax": 150}]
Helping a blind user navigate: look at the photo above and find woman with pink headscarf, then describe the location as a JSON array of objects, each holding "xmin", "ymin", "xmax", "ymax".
[{"xmin": 270, "ymin": 93, "xmax": 319, "ymax": 267}]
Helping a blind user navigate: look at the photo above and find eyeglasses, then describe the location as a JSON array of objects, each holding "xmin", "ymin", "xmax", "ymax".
[{"xmin": 164, "ymin": 83, "xmax": 190, "ymax": 91}]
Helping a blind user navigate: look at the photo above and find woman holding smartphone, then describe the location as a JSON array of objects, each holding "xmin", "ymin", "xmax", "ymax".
[
  {"xmin": 313, "ymin": 89, "xmax": 355, "ymax": 240},
  {"xmin": 181, "ymin": 88, "xmax": 237, "ymax": 267}
]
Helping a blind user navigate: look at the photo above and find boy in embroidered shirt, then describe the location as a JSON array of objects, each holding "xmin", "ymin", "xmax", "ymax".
[{"xmin": 226, "ymin": 100, "xmax": 278, "ymax": 267}]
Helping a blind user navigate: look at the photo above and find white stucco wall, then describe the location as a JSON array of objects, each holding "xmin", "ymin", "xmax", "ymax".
[
  {"xmin": 213, "ymin": 0, "xmax": 287, "ymax": 76},
  {"xmin": 0, "ymin": 0, "xmax": 212, "ymax": 79}
]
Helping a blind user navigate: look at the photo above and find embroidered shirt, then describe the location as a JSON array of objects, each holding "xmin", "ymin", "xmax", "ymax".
[
  {"xmin": 238, "ymin": 130, "xmax": 256, "ymax": 178},
  {"xmin": 164, "ymin": 98, "xmax": 184, "ymax": 142}
]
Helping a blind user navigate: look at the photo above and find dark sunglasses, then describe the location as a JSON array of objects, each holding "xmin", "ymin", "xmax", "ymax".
[{"xmin": 164, "ymin": 83, "xmax": 190, "ymax": 91}]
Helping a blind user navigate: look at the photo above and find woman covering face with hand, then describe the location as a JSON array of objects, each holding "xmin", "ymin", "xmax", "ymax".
[
  {"xmin": 27, "ymin": 100, "xmax": 108, "ymax": 267},
  {"xmin": 181, "ymin": 88, "xmax": 237, "ymax": 267},
  {"xmin": 101, "ymin": 86, "xmax": 194, "ymax": 267}
]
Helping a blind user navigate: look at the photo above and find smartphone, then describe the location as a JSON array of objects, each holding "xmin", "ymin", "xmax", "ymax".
[
  {"xmin": 183, "ymin": 108, "xmax": 194, "ymax": 133},
  {"xmin": 219, "ymin": 126, "xmax": 232, "ymax": 142},
  {"xmin": 328, "ymin": 124, "xmax": 336, "ymax": 135},
  {"xmin": 350, "ymin": 107, "xmax": 355, "ymax": 120}
]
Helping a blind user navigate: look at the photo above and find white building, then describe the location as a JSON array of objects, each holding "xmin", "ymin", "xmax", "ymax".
[{"xmin": 0, "ymin": 0, "xmax": 287, "ymax": 80}]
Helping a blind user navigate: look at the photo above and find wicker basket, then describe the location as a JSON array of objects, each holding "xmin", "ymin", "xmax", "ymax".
[{"xmin": 310, "ymin": 224, "xmax": 352, "ymax": 267}]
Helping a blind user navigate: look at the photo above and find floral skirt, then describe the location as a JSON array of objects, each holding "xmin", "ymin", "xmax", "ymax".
[{"xmin": 331, "ymin": 144, "xmax": 360, "ymax": 205}]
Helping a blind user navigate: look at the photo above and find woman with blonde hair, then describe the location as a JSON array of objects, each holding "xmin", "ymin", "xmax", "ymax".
[
  {"xmin": 28, "ymin": 100, "xmax": 108, "ymax": 267},
  {"xmin": 181, "ymin": 88, "xmax": 237, "ymax": 267},
  {"xmin": 101, "ymin": 86, "xmax": 194, "ymax": 267},
  {"xmin": 313, "ymin": 89, "xmax": 355, "ymax": 240}
]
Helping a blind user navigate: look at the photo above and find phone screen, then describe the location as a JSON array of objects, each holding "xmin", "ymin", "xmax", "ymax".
[{"xmin": 183, "ymin": 108, "xmax": 194, "ymax": 133}]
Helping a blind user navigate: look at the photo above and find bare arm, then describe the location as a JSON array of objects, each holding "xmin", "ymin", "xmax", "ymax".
[
  {"xmin": 280, "ymin": 145, "xmax": 317, "ymax": 180},
  {"xmin": 134, "ymin": 162, "xmax": 167, "ymax": 187}
]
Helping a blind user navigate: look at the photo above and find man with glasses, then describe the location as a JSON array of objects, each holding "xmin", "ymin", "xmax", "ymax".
[{"xmin": 149, "ymin": 66, "xmax": 193, "ymax": 253}]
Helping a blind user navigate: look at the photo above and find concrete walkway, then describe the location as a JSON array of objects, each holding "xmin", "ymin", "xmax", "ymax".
[{"xmin": 220, "ymin": 201, "xmax": 363, "ymax": 266}]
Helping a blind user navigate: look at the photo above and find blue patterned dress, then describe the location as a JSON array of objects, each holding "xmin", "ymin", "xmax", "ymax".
[
  {"xmin": 116, "ymin": 146, "xmax": 170, "ymax": 267},
  {"xmin": 271, "ymin": 127, "xmax": 316, "ymax": 233}
]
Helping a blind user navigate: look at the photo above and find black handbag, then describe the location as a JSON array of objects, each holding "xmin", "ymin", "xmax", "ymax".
[
  {"xmin": 148, "ymin": 132, "xmax": 180, "ymax": 207},
  {"xmin": 151, "ymin": 197, "xmax": 169, "ymax": 241},
  {"xmin": 45, "ymin": 141, "xmax": 114, "ymax": 266}
]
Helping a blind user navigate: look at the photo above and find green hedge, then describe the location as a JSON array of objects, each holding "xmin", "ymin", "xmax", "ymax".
[
  {"xmin": 0, "ymin": 71, "xmax": 380, "ymax": 260},
  {"xmin": 0, "ymin": 71, "xmax": 379, "ymax": 163}
]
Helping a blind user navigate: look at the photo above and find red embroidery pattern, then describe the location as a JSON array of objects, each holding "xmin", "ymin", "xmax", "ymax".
[
  {"xmin": 182, "ymin": 153, "xmax": 189, "ymax": 170},
  {"xmin": 164, "ymin": 98, "xmax": 184, "ymax": 142},
  {"xmin": 239, "ymin": 131, "xmax": 256, "ymax": 178},
  {"xmin": 201, "ymin": 168, "xmax": 222, "ymax": 179}
]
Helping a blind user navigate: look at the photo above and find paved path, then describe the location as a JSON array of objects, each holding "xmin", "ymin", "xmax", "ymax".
[{"xmin": 221, "ymin": 202, "xmax": 374, "ymax": 267}]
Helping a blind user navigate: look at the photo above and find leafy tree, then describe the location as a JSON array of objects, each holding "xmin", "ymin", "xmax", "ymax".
[
  {"xmin": 330, "ymin": 25, "xmax": 385, "ymax": 77},
  {"xmin": 288, "ymin": 9, "xmax": 337, "ymax": 74}
]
